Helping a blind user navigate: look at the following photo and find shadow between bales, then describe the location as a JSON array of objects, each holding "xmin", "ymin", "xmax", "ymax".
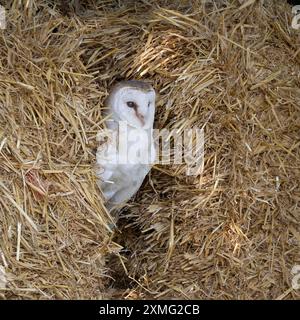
[{"xmin": 105, "ymin": 170, "xmax": 176, "ymax": 297}]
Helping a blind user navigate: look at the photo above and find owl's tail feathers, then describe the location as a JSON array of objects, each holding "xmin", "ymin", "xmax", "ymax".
[{"xmin": 106, "ymin": 201, "xmax": 116, "ymax": 212}]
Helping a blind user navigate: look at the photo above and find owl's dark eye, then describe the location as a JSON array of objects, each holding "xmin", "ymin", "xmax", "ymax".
[{"xmin": 126, "ymin": 101, "xmax": 136, "ymax": 108}]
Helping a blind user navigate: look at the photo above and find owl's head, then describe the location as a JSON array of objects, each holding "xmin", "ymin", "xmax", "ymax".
[{"xmin": 106, "ymin": 80, "xmax": 155, "ymax": 129}]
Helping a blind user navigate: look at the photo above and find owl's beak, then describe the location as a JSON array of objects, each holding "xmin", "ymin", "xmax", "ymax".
[{"xmin": 136, "ymin": 112, "xmax": 145, "ymax": 126}]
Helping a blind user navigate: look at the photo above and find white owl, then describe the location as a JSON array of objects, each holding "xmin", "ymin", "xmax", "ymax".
[{"xmin": 96, "ymin": 80, "xmax": 156, "ymax": 211}]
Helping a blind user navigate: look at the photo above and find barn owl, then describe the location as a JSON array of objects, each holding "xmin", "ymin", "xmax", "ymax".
[{"xmin": 96, "ymin": 80, "xmax": 156, "ymax": 211}]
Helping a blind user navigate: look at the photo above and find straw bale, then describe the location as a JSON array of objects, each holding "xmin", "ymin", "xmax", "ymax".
[{"xmin": 0, "ymin": 0, "xmax": 299, "ymax": 299}]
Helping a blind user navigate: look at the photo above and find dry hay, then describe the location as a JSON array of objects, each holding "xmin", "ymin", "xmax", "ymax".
[{"xmin": 0, "ymin": 0, "xmax": 300, "ymax": 299}]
